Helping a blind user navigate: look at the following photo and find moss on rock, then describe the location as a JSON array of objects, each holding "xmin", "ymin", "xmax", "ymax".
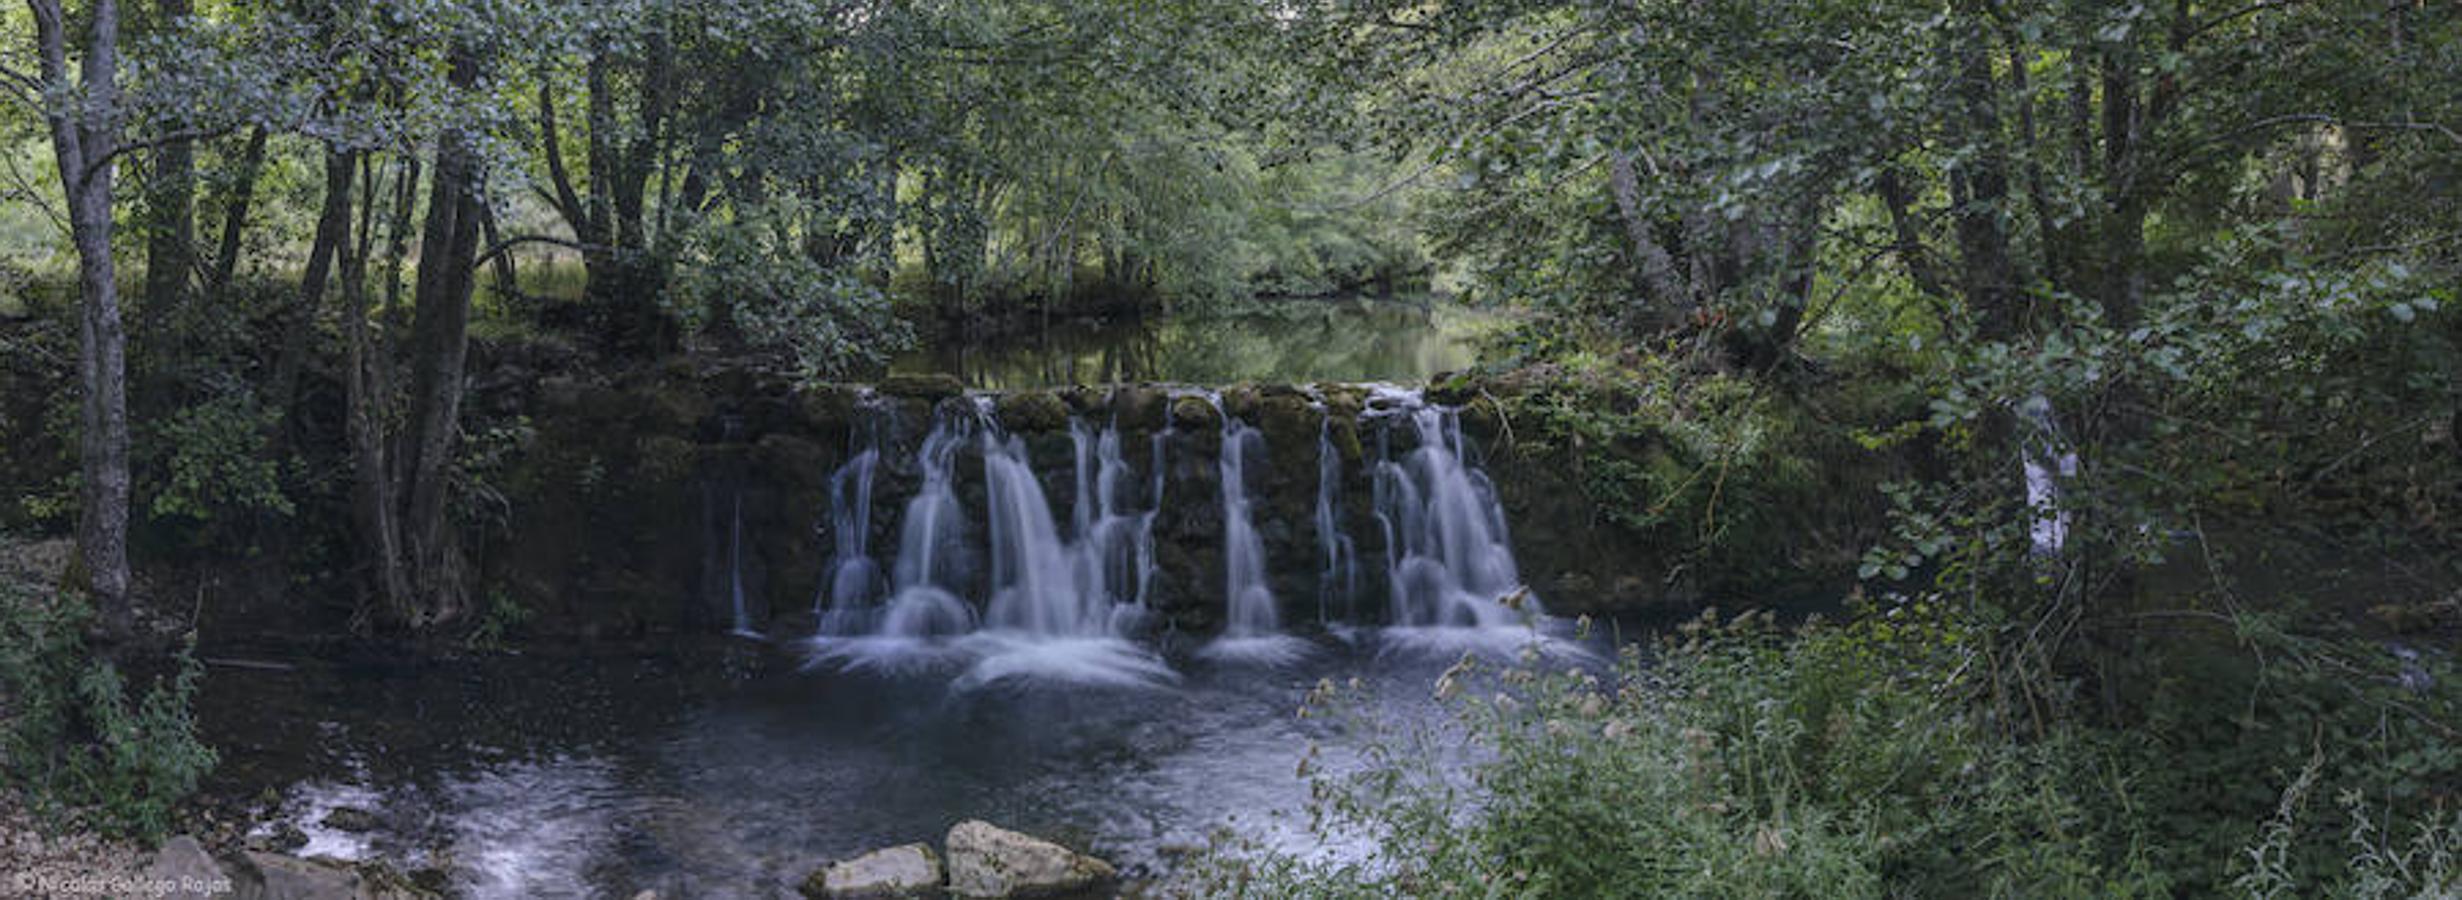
[
  {"xmin": 996, "ymin": 390, "xmax": 1072, "ymax": 432},
  {"xmin": 878, "ymin": 372, "xmax": 966, "ymax": 403},
  {"xmin": 1170, "ymin": 395, "xmax": 1220, "ymax": 431}
]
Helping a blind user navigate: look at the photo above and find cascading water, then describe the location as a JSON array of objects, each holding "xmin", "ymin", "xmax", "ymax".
[
  {"xmin": 815, "ymin": 436, "xmax": 883, "ymax": 635},
  {"xmin": 2018, "ymin": 394, "xmax": 2076, "ymax": 557},
  {"xmin": 1370, "ymin": 389, "xmax": 1541, "ymax": 633},
  {"xmin": 963, "ymin": 405, "xmax": 1173, "ymax": 688},
  {"xmin": 727, "ymin": 494, "xmax": 756, "ymax": 637},
  {"xmin": 1315, "ymin": 414, "xmax": 1359, "ymax": 624},
  {"xmin": 1196, "ymin": 392, "xmax": 1315, "ymax": 666},
  {"xmin": 809, "ymin": 382, "xmax": 1564, "ymax": 681},
  {"xmin": 980, "ymin": 426, "xmax": 1109, "ymax": 636},
  {"xmin": 1215, "ymin": 399, "xmax": 1277, "ymax": 637},
  {"xmin": 1069, "ymin": 419, "xmax": 1159, "ymax": 633}
]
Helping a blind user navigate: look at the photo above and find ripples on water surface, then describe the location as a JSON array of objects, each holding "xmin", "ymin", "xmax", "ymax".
[{"xmin": 199, "ymin": 626, "xmax": 1600, "ymax": 898}]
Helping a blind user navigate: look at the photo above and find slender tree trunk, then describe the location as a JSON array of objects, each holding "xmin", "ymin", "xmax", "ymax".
[
  {"xmin": 206, "ymin": 126, "xmax": 269, "ymax": 296},
  {"xmin": 2100, "ymin": 52, "xmax": 2147, "ymax": 330},
  {"xmin": 141, "ymin": 0, "xmax": 193, "ymax": 320},
  {"xmin": 274, "ymin": 146, "xmax": 356, "ymax": 439},
  {"xmin": 30, "ymin": 0, "xmax": 133, "ymax": 640},
  {"xmin": 339, "ymin": 149, "xmax": 411, "ymax": 624},
  {"xmin": 1946, "ymin": 24, "xmax": 2020, "ymax": 339}
]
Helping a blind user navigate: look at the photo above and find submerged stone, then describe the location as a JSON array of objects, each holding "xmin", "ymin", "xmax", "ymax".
[
  {"xmin": 944, "ymin": 820, "xmax": 1114, "ymax": 899},
  {"xmin": 804, "ymin": 843, "xmax": 944, "ymax": 899}
]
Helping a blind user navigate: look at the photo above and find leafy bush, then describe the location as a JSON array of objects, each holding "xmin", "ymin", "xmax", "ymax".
[
  {"xmin": 1186, "ymin": 606, "xmax": 2457, "ymax": 898},
  {"xmin": 0, "ymin": 584, "xmax": 217, "ymax": 840}
]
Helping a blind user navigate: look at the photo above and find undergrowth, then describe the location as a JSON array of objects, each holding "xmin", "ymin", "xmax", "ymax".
[{"xmin": 0, "ymin": 582, "xmax": 216, "ymax": 841}]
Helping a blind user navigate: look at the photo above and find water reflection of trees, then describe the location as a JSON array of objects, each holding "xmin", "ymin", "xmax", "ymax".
[{"xmin": 902, "ymin": 300, "xmax": 1488, "ymax": 388}]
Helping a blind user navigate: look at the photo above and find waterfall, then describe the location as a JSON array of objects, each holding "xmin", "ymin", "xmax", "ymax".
[
  {"xmin": 875, "ymin": 410, "xmax": 976, "ymax": 638},
  {"xmin": 1069, "ymin": 419, "xmax": 1159, "ymax": 632},
  {"xmin": 1214, "ymin": 398, "xmax": 1278, "ymax": 637},
  {"xmin": 980, "ymin": 427, "xmax": 1109, "ymax": 636},
  {"xmin": 815, "ymin": 445, "xmax": 883, "ymax": 635},
  {"xmin": 1315, "ymin": 414, "xmax": 1359, "ymax": 624},
  {"xmin": 1370, "ymin": 389, "xmax": 1538, "ymax": 629},
  {"xmin": 804, "ymin": 382, "xmax": 1560, "ymax": 681},
  {"xmin": 727, "ymin": 494, "xmax": 759, "ymax": 637},
  {"xmin": 2018, "ymin": 395, "xmax": 2076, "ymax": 556}
]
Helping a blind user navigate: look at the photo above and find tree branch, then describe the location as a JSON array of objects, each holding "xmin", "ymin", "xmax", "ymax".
[
  {"xmin": 78, "ymin": 122, "xmax": 239, "ymax": 189},
  {"xmin": 470, "ymin": 234, "xmax": 600, "ymax": 272}
]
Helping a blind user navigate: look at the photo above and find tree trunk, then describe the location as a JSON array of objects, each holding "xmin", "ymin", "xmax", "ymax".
[
  {"xmin": 206, "ymin": 126, "xmax": 269, "ymax": 296},
  {"xmin": 30, "ymin": 0, "xmax": 133, "ymax": 640},
  {"xmin": 396, "ymin": 53, "xmax": 487, "ymax": 631},
  {"xmin": 1946, "ymin": 24, "xmax": 2020, "ymax": 339},
  {"xmin": 1607, "ymin": 150, "xmax": 1687, "ymax": 335},
  {"xmin": 339, "ymin": 149, "xmax": 412, "ymax": 624},
  {"xmin": 141, "ymin": 0, "xmax": 194, "ymax": 320}
]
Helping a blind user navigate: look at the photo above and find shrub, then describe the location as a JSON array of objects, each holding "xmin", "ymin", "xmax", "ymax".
[
  {"xmin": 1184, "ymin": 604, "xmax": 2458, "ymax": 898},
  {"xmin": 0, "ymin": 584, "xmax": 216, "ymax": 841}
]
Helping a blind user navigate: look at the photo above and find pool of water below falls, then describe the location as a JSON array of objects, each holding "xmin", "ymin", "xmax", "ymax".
[{"xmin": 195, "ymin": 626, "xmax": 1598, "ymax": 899}]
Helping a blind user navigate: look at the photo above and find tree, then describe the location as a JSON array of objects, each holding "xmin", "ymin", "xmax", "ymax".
[{"xmin": 16, "ymin": 0, "xmax": 135, "ymax": 640}]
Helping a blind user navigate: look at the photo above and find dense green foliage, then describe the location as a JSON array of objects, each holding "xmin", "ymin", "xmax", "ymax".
[
  {"xmin": 0, "ymin": 584, "xmax": 216, "ymax": 840},
  {"xmin": 1189, "ymin": 611, "xmax": 2459, "ymax": 898},
  {"xmin": 0, "ymin": 0, "xmax": 2455, "ymax": 884}
]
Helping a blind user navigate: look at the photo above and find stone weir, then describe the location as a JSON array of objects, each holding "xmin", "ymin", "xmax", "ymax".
[{"xmin": 489, "ymin": 370, "xmax": 1666, "ymax": 641}]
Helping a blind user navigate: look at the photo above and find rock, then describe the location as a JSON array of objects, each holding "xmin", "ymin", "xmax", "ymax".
[
  {"xmin": 1221, "ymin": 384, "xmax": 1262, "ymax": 421},
  {"xmin": 800, "ymin": 383, "xmax": 867, "ymax": 429},
  {"xmin": 230, "ymin": 851, "xmax": 415, "ymax": 900},
  {"xmin": 1257, "ymin": 394, "xmax": 1319, "ymax": 451},
  {"xmin": 145, "ymin": 835, "xmax": 235, "ymax": 900},
  {"xmin": 321, "ymin": 806, "xmax": 380, "ymax": 833},
  {"xmin": 803, "ymin": 842, "xmax": 944, "ymax": 899},
  {"xmin": 0, "ymin": 537, "xmax": 74, "ymax": 584},
  {"xmin": 1168, "ymin": 396, "xmax": 1219, "ymax": 431},
  {"xmin": 944, "ymin": 820, "xmax": 1115, "ymax": 899},
  {"xmin": 1058, "ymin": 386, "xmax": 1108, "ymax": 415},
  {"xmin": 1325, "ymin": 418, "xmax": 1364, "ymax": 465},
  {"xmin": 250, "ymin": 822, "xmax": 309, "ymax": 854},
  {"xmin": 995, "ymin": 391, "xmax": 1071, "ymax": 433},
  {"xmin": 1426, "ymin": 370, "xmax": 1479, "ymax": 405},
  {"xmin": 1112, "ymin": 386, "xmax": 1167, "ymax": 431},
  {"xmin": 880, "ymin": 373, "xmax": 967, "ymax": 403}
]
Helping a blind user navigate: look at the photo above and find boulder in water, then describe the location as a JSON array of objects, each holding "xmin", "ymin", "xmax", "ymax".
[
  {"xmin": 321, "ymin": 806, "xmax": 379, "ymax": 833},
  {"xmin": 944, "ymin": 820, "xmax": 1114, "ymax": 899},
  {"xmin": 802, "ymin": 842, "xmax": 944, "ymax": 899}
]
